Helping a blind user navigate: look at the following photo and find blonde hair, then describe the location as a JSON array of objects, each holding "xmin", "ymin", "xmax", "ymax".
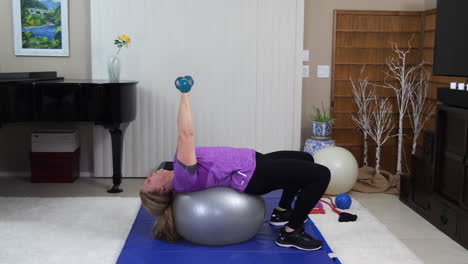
[{"xmin": 139, "ymin": 191, "xmax": 181, "ymax": 243}]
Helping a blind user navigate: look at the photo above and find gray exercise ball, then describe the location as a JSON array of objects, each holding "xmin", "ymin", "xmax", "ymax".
[{"xmin": 173, "ymin": 187, "xmax": 265, "ymax": 246}]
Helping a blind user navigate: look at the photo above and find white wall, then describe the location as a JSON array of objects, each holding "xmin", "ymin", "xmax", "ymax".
[
  {"xmin": 90, "ymin": 0, "xmax": 304, "ymax": 177},
  {"xmin": 425, "ymin": 0, "xmax": 437, "ymax": 9}
]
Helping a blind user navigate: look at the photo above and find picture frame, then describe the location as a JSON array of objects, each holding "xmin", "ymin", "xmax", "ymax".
[{"xmin": 12, "ymin": 0, "xmax": 69, "ymax": 57}]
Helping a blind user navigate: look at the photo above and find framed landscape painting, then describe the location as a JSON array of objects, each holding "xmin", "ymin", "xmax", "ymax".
[{"xmin": 12, "ymin": 0, "xmax": 69, "ymax": 56}]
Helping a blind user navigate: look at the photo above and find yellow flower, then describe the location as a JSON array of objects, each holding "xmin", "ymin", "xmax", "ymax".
[{"xmin": 118, "ymin": 34, "xmax": 131, "ymax": 47}]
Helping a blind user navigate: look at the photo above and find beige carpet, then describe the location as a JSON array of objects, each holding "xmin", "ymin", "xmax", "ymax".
[
  {"xmin": 311, "ymin": 198, "xmax": 422, "ymax": 264},
  {"xmin": 0, "ymin": 197, "xmax": 140, "ymax": 264},
  {"xmin": 0, "ymin": 196, "xmax": 422, "ymax": 264}
]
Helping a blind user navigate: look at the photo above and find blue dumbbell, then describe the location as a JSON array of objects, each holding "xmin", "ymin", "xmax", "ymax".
[{"xmin": 175, "ymin": 76, "xmax": 194, "ymax": 93}]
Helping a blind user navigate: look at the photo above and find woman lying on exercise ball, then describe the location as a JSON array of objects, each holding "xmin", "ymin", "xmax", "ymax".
[{"xmin": 140, "ymin": 76, "xmax": 331, "ymax": 251}]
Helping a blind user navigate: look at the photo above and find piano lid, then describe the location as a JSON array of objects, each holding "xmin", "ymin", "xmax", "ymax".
[
  {"xmin": 0, "ymin": 72, "xmax": 137, "ymax": 85},
  {"xmin": 34, "ymin": 79, "xmax": 139, "ymax": 85},
  {"xmin": 0, "ymin": 71, "xmax": 63, "ymax": 83},
  {"xmin": 0, "ymin": 72, "xmax": 138, "ymax": 124}
]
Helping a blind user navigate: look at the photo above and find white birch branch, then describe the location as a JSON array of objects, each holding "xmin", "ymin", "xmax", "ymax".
[
  {"xmin": 350, "ymin": 66, "xmax": 373, "ymax": 166},
  {"xmin": 409, "ymin": 70, "xmax": 437, "ymax": 154},
  {"xmin": 353, "ymin": 93, "xmax": 395, "ymax": 174},
  {"xmin": 379, "ymin": 37, "xmax": 423, "ymax": 174}
]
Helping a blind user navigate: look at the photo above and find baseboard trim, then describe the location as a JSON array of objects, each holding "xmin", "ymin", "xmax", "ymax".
[{"xmin": 0, "ymin": 171, "xmax": 94, "ymax": 177}]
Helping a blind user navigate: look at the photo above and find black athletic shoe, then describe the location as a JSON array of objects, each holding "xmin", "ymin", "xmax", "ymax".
[
  {"xmin": 269, "ymin": 208, "xmax": 293, "ymax": 226},
  {"xmin": 269, "ymin": 208, "xmax": 309, "ymax": 226},
  {"xmin": 276, "ymin": 226, "xmax": 324, "ymax": 251}
]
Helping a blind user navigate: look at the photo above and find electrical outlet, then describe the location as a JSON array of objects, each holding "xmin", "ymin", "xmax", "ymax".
[
  {"xmin": 317, "ymin": 65, "xmax": 330, "ymax": 78},
  {"xmin": 302, "ymin": 65, "xmax": 309, "ymax": 78},
  {"xmin": 303, "ymin": 50, "xmax": 309, "ymax": 62}
]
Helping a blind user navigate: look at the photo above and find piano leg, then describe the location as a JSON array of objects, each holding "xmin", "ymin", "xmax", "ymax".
[{"xmin": 105, "ymin": 123, "xmax": 130, "ymax": 193}]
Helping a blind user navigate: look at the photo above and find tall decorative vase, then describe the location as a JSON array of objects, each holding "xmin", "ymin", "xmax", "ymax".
[
  {"xmin": 304, "ymin": 138, "xmax": 336, "ymax": 156},
  {"xmin": 107, "ymin": 55, "xmax": 121, "ymax": 82}
]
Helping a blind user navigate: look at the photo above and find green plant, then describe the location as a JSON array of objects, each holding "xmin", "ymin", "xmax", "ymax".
[{"xmin": 310, "ymin": 103, "xmax": 334, "ymax": 123}]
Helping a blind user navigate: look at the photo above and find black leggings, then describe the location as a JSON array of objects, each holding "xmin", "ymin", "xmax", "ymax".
[{"xmin": 244, "ymin": 151, "xmax": 331, "ymax": 229}]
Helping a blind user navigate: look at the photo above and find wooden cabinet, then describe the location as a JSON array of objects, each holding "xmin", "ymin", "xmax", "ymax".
[
  {"xmin": 459, "ymin": 212, "xmax": 468, "ymax": 246},
  {"xmin": 401, "ymin": 104, "xmax": 468, "ymax": 250},
  {"xmin": 463, "ymin": 179, "xmax": 468, "ymax": 211},
  {"xmin": 400, "ymin": 131, "xmax": 435, "ymax": 217},
  {"xmin": 435, "ymin": 106, "xmax": 467, "ymax": 203},
  {"xmin": 430, "ymin": 195, "xmax": 459, "ymax": 238},
  {"xmin": 412, "ymin": 153, "xmax": 433, "ymax": 211}
]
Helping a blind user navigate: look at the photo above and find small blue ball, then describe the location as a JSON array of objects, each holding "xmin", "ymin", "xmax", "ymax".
[{"xmin": 335, "ymin": 193, "xmax": 352, "ymax": 209}]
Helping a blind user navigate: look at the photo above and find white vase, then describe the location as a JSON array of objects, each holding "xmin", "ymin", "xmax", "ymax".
[{"xmin": 107, "ymin": 55, "xmax": 121, "ymax": 82}]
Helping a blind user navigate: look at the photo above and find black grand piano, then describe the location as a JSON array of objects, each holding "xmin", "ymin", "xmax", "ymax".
[{"xmin": 0, "ymin": 71, "xmax": 137, "ymax": 193}]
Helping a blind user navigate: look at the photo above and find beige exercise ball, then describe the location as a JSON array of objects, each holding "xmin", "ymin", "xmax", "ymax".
[{"xmin": 313, "ymin": 146, "xmax": 358, "ymax": 195}]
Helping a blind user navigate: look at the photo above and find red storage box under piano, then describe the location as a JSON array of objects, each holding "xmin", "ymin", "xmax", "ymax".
[{"xmin": 30, "ymin": 149, "xmax": 80, "ymax": 183}]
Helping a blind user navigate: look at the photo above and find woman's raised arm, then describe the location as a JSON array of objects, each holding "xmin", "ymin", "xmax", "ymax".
[{"xmin": 175, "ymin": 76, "xmax": 197, "ymax": 166}]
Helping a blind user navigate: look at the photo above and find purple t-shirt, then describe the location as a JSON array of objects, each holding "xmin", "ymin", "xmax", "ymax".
[{"xmin": 172, "ymin": 146, "xmax": 256, "ymax": 193}]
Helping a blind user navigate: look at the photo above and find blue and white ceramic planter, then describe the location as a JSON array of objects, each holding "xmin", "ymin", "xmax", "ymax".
[
  {"xmin": 304, "ymin": 138, "xmax": 336, "ymax": 156},
  {"xmin": 311, "ymin": 121, "xmax": 333, "ymax": 139}
]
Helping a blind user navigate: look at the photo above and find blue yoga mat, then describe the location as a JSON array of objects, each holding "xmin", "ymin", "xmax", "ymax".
[{"xmin": 117, "ymin": 191, "xmax": 342, "ymax": 264}]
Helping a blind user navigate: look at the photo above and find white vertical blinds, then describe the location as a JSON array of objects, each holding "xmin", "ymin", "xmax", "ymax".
[{"xmin": 90, "ymin": 0, "xmax": 304, "ymax": 177}]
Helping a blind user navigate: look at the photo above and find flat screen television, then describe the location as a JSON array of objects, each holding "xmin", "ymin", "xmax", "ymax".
[{"xmin": 434, "ymin": 0, "xmax": 468, "ymax": 77}]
